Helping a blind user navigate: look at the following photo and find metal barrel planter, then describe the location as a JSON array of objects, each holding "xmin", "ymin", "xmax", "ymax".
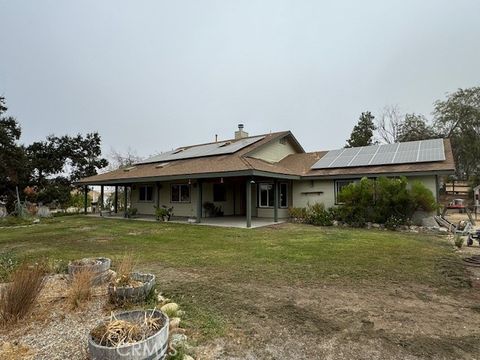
[
  {"xmin": 109, "ymin": 273, "xmax": 156, "ymax": 303},
  {"xmin": 68, "ymin": 257, "xmax": 111, "ymax": 285},
  {"xmin": 88, "ymin": 309, "xmax": 169, "ymax": 360}
]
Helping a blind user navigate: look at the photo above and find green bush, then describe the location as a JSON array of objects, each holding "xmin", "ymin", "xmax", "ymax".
[
  {"xmin": 288, "ymin": 207, "xmax": 308, "ymax": 222},
  {"xmin": 410, "ymin": 181, "xmax": 437, "ymax": 212},
  {"xmin": 336, "ymin": 176, "xmax": 437, "ymax": 228},
  {"xmin": 305, "ymin": 203, "xmax": 333, "ymax": 226},
  {"xmin": 288, "ymin": 203, "xmax": 333, "ymax": 226}
]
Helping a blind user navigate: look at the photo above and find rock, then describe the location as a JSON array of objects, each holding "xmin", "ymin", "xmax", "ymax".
[
  {"xmin": 332, "ymin": 220, "xmax": 339, "ymax": 226},
  {"xmin": 372, "ymin": 223, "xmax": 381, "ymax": 229},
  {"xmin": 421, "ymin": 216, "xmax": 438, "ymax": 228},
  {"xmin": 161, "ymin": 302, "xmax": 179, "ymax": 314},
  {"xmin": 33, "ymin": 219, "xmax": 40, "ymax": 224},
  {"xmin": 183, "ymin": 355, "xmax": 195, "ymax": 360},
  {"xmin": 366, "ymin": 222, "xmax": 372, "ymax": 229},
  {"xmin": 169, "ymin": 317, "xmax": 181, "ymax": 329},
  {"xmin": 37, "ymin": 206, "xmax": 51, "ymax": 218},
  {"xmin": 171, "ymin": 333, "xmax": 188, "ymax": 347},
  {"xmin": 157, "ymin": 294, "xmax": 170, "ymax": 304},
  {"xmin": 438, "ymin": 227, "xmax": 448, "ymax": 233}
]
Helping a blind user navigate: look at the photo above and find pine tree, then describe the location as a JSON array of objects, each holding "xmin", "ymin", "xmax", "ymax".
[{"xmin": 345, "ymin": 111, "xmax": 376, "ymax": 148}]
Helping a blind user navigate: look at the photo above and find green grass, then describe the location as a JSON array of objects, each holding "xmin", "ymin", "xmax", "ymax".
[{"xmin": 0, "ymin": 216, "xmax": 469, "ymax": 341}]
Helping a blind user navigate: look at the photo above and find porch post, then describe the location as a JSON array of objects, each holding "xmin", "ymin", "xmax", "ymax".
[
  {"xmin": 196, "ymin": 180, "xmax": 202, "ymax": 223},
  {"xmin": 124, "ymin": 185, "xmax": 128, "ymax": 218},
  {"xmin": 84, "ymin": 185, "xmax": 88, "ymax": 214},
  {"xmin": 100, "ymin": 185, "xmax": 104, "ymax": 216},
  {"xmin": 246, "ymin": 179, "xmax": 252, "ymax": 228},
  {"xmin": 274, "ymin": 180, "xmax": 279, "ymax": 223},
  {"xmin": 114, "ymin": 185, "xmax": 118, "ymax": 214},
  {"xmin": 156, "ymin": 182, "xmax": 161, "ymax": 209}
]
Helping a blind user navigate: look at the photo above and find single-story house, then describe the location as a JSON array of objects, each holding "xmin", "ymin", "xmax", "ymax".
[{"xmin": 78, "ymin": 125, "xmax": 455, "ymax": 227}]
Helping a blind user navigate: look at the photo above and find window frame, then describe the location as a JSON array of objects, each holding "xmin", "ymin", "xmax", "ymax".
[
  {"xmin": 257, "ymin": 182, "xmax": 289, "ymax": 208},
  {"xmin": 170, "ymin": 184, "xmax": 191, "ymax": 203},
  {"xmin": 334, "ymin": 178, "xmax": 361, "ymax": 205},
  {"xmin": 138, "ymin": 185, "xmax": 154, "ymax": 202}
]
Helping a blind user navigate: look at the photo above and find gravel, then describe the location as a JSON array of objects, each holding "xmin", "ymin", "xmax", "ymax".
[{"xmin": 0, "ymin": 274, "xmax": 110, "ymax": 360}]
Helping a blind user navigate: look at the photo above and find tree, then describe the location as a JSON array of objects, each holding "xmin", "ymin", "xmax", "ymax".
[
  {"xmin": 376, "ymin": 105, "xmax": 402, "ymax": 143},
  {"xmin": 397, "ymin": 113, "xmax": 437, "ymax": 142},
  {"xmin": 345, "ymin": 111, "xmax": 376, "ymax": 148},
  {"xmin": 108, "ymin": 147, "xmax": 142, "ymax": 170},
  {"xmin": 66, "ymin": 133, "xmax": 109, "ymax": 182},
  {"xmin": 26, "ymin": 136, "xmax": 66, "ymax": 185},
  {"xmin": 433, "ymin": 87, "xmax": 480, "ymax": 179},
  {"xmin": 0, "ymin": 97, "xmax": 29, "ymax": 211}
]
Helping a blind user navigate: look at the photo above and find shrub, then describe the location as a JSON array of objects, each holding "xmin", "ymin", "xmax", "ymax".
[
  {"xmin": 288, "ymin": 207, "xmax": 308, "ymax": 222},
  {"xmin": 305, "ymin": 203, "xmax": 333, "ymax": 226},
  {"xmin": 410, "ymin": 181, "xmax": 437, "ymax": 212},
  {"xmin": 336, "ymin": 176, "xmax": 437, "ymax": 228},
  {"xmin": 0, "ymin": 262, "xmax": 45, "ymax": 324},
  {"xmin": 114, "ymin": 253, "xmax": 136, "ymax": 286},
  {"xmin": 126, "ymin": 207, "xmax": 138, "ymax": 217},
  {"xmin": 154, "ymin": 205, "xmax": 174, "ymax": 221},
  {"xmin": 289, "ymin": 203, "xmax": 333, "ymax": 226},
  {"xmin": 68, "ymin": 269, "xmax": 94, "ymax": 309}
]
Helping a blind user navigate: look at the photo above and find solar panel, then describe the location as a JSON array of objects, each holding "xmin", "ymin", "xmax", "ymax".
[
  {"xmin": 139, "ymin": 135, "xmax": 265, "ymax": 164},
  {"xmin": 311, "ymin": 138, "xmax": 445, "ymax": 170}
]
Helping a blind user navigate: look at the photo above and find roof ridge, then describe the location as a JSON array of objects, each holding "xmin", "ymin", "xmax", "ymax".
[{"xmin": 170, "ymin": 130, "xmax": 289, "ymax": 151}]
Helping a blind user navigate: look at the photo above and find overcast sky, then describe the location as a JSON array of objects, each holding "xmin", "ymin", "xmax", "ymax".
[{"xmin": 1, "ymin": 0, "xmax": 479, "ymax": 158}]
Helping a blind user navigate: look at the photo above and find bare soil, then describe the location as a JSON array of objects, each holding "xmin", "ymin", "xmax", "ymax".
[
  {"xmin": 158, "ymin": 268, "xmax": 480, "ymax": 360},
  {"xmin": 0, "ymin": 267, "xmax": 479, "ymax": 359}
]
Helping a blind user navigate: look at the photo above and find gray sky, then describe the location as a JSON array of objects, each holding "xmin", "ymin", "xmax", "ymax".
[{"xmin": 1, "ymin": 0, "xmax": 479, "ymax": 158}]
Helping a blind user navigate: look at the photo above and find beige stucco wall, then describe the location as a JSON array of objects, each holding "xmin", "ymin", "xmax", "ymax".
[
  {"xmin": 248, "ymin": 136, "xmax": 298, "ymax": 163},
  {"xmin": 131, "ymin": 181, "xmax": 197, "ymax": 217},
  {"xmin": 292, "ymin": 180, "xmax": 336, "ymax": 209},
  {"xmin": 292, "ymin": 175, "xmax": 438, "ymax": 210},
  {"xmin": 202, "ymin": 182, "xmax": 235, "ymax": 216}
]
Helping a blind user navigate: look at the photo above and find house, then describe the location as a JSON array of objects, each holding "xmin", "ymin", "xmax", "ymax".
[{"xmin": 77, "ymin": 125, "xmax": 455, "ymax": 227}]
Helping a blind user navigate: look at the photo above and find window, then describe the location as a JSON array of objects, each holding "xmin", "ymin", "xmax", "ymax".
[
  {"xmin": 171, "ymin": 184, "xmax": 190, "ymax": 203},
  {"xmin": 258, "ymin": 183, "xmax": 288, "ymax": 208},
  {"xmin": 334, "ymin": 179, "xmax": 360, "ymax": 204},
  {"xmin": 213, "ymin": 183, "xmax": 226, "ymax": 202},
  {"xmin": 139, "ymin": 185, "xmax": 153, "ymax": 202}
]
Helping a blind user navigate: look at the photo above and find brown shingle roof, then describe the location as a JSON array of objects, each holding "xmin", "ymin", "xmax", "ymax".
[
  {"xmin": 77, "ymin": 135, "xmax": 455, "ymax": 185},
  {"xmin": 77, "ymin": 131, "xmax": 293, "ymax": 184}
]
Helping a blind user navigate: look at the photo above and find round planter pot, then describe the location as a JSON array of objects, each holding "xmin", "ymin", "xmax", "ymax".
[
  {"xmin": 68, "ymin": 257, "xmax": 111, "ymax": 285},
  {"xmin": 88, "ymin": 309, "xmax": 169, "ymax": 360},
  {"xmin": 108, "ymin": 272, "xmax": 156, "ymax": 303}
]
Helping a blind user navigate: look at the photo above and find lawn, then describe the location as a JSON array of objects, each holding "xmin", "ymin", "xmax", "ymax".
[{"xmin": 1, "ymin": 216, "xmax": 479, "ymax": 359}]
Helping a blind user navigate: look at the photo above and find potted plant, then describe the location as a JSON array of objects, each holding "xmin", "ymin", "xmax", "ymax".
[
  {"xmin": 154, "ymin": 205, "xmax": 173, "ymax": 221},
  {"xmin": 88, "ymin": 309, "xmax": 169, "ymax": 360},
  {"xmin": 68, "ymin": 257, "xmax": 111, "ymax": 285}
]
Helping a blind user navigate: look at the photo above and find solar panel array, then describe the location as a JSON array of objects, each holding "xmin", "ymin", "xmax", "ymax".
[
  {"xmin": 138, "ymin": 135, "xmax": 266, "ymax": 164},
  {"xmin": 311, "ymin": 139, "xmax": 445, "ymax": 170}
]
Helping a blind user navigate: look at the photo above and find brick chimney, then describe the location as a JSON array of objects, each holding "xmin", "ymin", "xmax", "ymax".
[{"xmin": 234, "ymin": 124, "xmax": 249, "ymax": 140}]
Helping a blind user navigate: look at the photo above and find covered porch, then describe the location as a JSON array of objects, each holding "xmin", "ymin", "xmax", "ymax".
[{"xmin": 81, "ymin": 174, "xmax": 293, "ymax": 228}]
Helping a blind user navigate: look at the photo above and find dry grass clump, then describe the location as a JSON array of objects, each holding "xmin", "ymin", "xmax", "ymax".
[
  {"xmin": 114, "ymin": 253, "xmax": 137, "ymax": 287},
  {"xmin": 0, "ymin": 262, "xmax": 45, "ymax": 325},
  {"xmin": 68, "ymin": 269, "xmax": 94, "ymax": 309},
  {"xmin": 91, "ymin": 309, "xmax": 164, "ymax": 347}
]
